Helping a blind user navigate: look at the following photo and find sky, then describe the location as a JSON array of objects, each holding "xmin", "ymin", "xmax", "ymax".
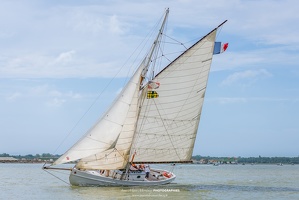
[{"xmin": 1, "ymin": 0, "xmax": 299, "ymax": 158}]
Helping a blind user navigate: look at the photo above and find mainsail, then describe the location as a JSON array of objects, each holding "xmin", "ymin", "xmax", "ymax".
[{"xmin": 131, "ymin": 28, "xmax": 220, "ymax": 163}]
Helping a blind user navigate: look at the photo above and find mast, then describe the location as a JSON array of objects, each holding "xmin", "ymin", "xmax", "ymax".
[
  {"xmin": 140, "ymin": 8, "xmax": 169, "ymax": 84},
  {"xmin": 122, "ymin": 9, "xmax": 170, "ymax": 177}
]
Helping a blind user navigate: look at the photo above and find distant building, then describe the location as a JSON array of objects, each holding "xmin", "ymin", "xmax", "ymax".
[
  {"xmin": 0, "ymin": 157, "xmax": 18, "ymax": 161},
  {"xmin": 199, "ymin": 159, "xmax": 208, "ymax": 164}
]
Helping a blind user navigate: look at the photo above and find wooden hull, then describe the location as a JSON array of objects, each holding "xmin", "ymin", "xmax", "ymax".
[{"xmin": 69, "ymin": 168, "xmax": 176, "ymax": 186}]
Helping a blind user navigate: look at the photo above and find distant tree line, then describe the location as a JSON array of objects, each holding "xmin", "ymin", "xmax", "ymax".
[
  {"xmin": 192, "ymin": 155, "xmax": 299, "ymax": 164},
  {"xmin": 237, "ymin": 156, "xmax": 299, "ymax": 164},
  {"xmin": 0, "ymin": 153, "xmax": 60, "ymax": 160},
  {"xmin": 1, "ymin": 153, "xmax": 298, "ymax": 164}
]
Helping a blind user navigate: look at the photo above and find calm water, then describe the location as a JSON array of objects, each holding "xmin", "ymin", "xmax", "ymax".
[{"xmin": 1, "ymin": 163, "xmax": 298, "ymax": 200}]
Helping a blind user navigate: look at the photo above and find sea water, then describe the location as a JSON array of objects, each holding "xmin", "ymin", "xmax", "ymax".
[{"xmin": 0, "ymin": 163, "xmax": 298, "ymax": 200}]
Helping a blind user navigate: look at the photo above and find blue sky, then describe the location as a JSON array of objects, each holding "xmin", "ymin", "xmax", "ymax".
[{"xmin": 1, "ymin": 0, "xmax": 299, "ymax": 157}]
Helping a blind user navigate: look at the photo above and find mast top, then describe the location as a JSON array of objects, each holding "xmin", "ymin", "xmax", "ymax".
[{"xmin": 141, "ymin": 7, "xmax": 170, "ymax": 79}]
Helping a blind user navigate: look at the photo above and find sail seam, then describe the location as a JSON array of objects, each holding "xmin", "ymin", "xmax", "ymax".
[{"xmin": 150, "ymin": 98, "xmax": 183, "ymax": 160}]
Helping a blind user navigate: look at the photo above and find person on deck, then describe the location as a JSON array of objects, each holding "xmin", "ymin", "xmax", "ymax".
[
  {"xmin": 139, "ymin": 163, "xmax": 145, "ymax": 170},
  {"xmin": 130, "ymin": 164, "xmax": 138, "ymax": 171},
  {"xmin": 144, "ymin": 164, "xmax": 150, "ymax": 178}
]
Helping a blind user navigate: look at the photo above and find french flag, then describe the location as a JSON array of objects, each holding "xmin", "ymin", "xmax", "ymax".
[{"xmin": 213, "ymin": 42, "xmax": 228, "ymax": 54}]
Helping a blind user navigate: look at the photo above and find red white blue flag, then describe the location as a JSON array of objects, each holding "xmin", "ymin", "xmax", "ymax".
[{"xmin": 213, "ymin": 42, "xmax": 228, "ymax": 54}]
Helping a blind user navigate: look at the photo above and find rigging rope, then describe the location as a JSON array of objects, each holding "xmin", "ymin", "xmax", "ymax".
[
  {"xmin": 42, "ymin": 167, "xmax": 71, "ymax": 186},
  {"xmin": 162, "ymin": 33, "xmax": 188, "ymax": 49}
]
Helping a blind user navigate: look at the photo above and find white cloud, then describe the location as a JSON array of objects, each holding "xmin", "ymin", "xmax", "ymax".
[
  {"xmin": 216, "ymin": 0, "xmax": 299, "ymax": 46},
  {"xmin": 67, "ymin": 8, "xmax": 105, "ymax": 34},
  {"xmin": 221, "ymin": 69, "xmax": 272, "ymax": 86},
  {"xmin": 49, "ymin": 90, "xmax": 62, "ymax": 97},
  {"xmin": 66, "ymin": 91, "xmax": 82, "ymax": 99},
  {"xmin": 109, "ymin": 15, "xmax": 127, "ymax": 34},
  {"xmin": 212, "ymin": 51, "xmax": 264, "ymax": 72},
  {"xmin": 46, "ymin": 98, "xmax": 66, "ymax": 107},
  {"xmin": 211, "ymin": 97, "xmax": 248, "ymax": 104},
  {"xmin": 6, "ymin": 92, "xmax": 22, "ymax": 102},
  {"xmin": 0, "ymin": 0, "xmax": 298, "ymax": 79},
  {"xmin": 0, "ymin": 50, "xmax": 126, "ymax": 78},
  {"xmin": 54, "ymin": 50, "xmax": 76, "ymax": 64},
  {"xmin": 2, "ymin": 83, "xmax": 83, "ymax": 107},
  {"xmin": 29, "ymin": 84, "xmax": 53, "ymax": 97},
  {"xmin": 209, "ymin": 96, "xmax": 299, "ymax": 105},
  {"xmin": 31, "ymin": 85, "xmax": 82, "ymax": 101}
]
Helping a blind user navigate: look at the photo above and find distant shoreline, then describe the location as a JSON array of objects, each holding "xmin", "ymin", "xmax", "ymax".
[
  {"xmin": 0, "ymin": 159, "xmax": 297, "ymax": 165},
  {"xmin": 1, "ymin": 154, "xmax": 299, "ymax": 165},
  {"xmin": 191, "ymin": 155, "xmax": 299, "ymax": 165},
  {"xmin": 0, "ymin": 159, "xmax": 53, "ymax": 164}
]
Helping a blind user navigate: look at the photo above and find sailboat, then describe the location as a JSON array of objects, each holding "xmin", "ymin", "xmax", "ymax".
[{"xmin": 44, "ymin": 8, "xmax": 228, "ymax": 186}]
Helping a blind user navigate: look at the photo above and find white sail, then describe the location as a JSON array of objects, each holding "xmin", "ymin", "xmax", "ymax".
[
  {"xmin": 74, "ymin": 70, "xmax": 141, "ymax": 170},
  {"xmin": 53, "ymin": 65, "xmax": 144, "ymax": 166},
  {"xmin": 131, "ymin": 29, "xmax": 217, "ymax": 163},
  {"xmin": 53, "ymin": 10, "xmax": 169, "ymax": 167}
]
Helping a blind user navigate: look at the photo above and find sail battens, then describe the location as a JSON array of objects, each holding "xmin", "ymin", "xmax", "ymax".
[
  {"xmin": 134, "ymin": 132, "xmax": 196, "ymax": 141},
  {"xmin": 135, "ymin": 133, "xmax": 195, "ymax": 137},
  {"xmin": 140, "ymin": 94, "xmax": 204, "ymax": 108},
  {"xmin": 162, "ymin": 59, "xmax": 211, "ymax": 71},
  {"xmin": 138, "ymin": 107, "xmax": 202, "ymax": 119},
  {"xmin": 138, "ymin": 129, "xmax": 196, "ymax": 137},
  {"xmin": 157, "ymin": 70, "xmax": 210, "ymax": 81},
  {"xmin": 155, "ymin": 84, "xmax": 206, "ymax": 94},
  {"xmin": 72, "ymin": 147, "xmax": 106, "ymax": 151},
  {"xmin": 84, "ymin": 136, "xmax": 117, "ymax": 144},
  {"xmin": 157, "ymin": 66, "xmax": 208, "ymax": 81},
  {"xmin": 138, "ymin": 116, "xmax": 198, "ymax": 122}
]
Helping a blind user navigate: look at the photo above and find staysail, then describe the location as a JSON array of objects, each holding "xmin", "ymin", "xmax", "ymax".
[
  {"xmin": 131, "ymin": 26, "xmax": 221, "ymax": 163},
  {"xmin": 53, "ymin": 65, "xmax": 143, "ymax": 166},
  {"xmin": 74, "ymin": 65, "xmax": 142, "ymax": 170}
]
